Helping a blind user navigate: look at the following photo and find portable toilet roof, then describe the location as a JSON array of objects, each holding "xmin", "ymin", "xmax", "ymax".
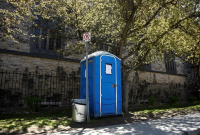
[
  {"xmin": 80, "ymin": 51, "xmax": 122, "ymax": 117},
  {"xmin": 81, "ymin": 51, "xmax": 121, "ymax": 62}
]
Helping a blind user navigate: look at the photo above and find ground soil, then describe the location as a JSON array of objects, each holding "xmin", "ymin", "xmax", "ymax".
[
  {"xmin": 1, "ymin": 107, "xmax": 200, "ymax": 135},
  {"xmin": 68, "ymin": 109, "xmax": 200, "ymax": 129}
]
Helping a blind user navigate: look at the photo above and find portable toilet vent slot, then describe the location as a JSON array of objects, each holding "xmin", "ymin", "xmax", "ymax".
[{"xmin": 80, "ymin": 51, "xmax": 122, "ymax": 117}]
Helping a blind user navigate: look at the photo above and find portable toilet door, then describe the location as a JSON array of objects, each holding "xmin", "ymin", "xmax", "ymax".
[
  {"xmin": 100, "ymin": 54, "xmax": 118, "ymax": 116},
  {"xmin": 80, "ymin": 51, "xmax": 122, "ymax": 117}
]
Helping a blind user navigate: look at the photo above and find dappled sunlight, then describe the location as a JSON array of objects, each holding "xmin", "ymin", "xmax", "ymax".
[
  {"xmin": 0, "ymin": 113, "xmax": 72, "ymax": 134},
  {"xmin": 53, "ymin": 113, "xmax": 200, "ymax": 135},
  {"xmin": 0, "ymin": 104, "xmax": 199, "ymax": 134}
]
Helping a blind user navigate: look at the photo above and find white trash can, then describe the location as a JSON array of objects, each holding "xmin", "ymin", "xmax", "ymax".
[{"xmin": 71, "ymin": 99, "xmax": 86, "ymax": 122}]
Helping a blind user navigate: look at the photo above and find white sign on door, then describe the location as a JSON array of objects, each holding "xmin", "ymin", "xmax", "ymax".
[{"xmin": 105, "ymin": 64, "xmax": 112, "ymax": 74}]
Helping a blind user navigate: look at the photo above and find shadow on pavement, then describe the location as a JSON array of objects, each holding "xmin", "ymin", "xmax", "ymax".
[{"xmin": 57, "ymin": 113, "xmax": 200, "ymax": 135}]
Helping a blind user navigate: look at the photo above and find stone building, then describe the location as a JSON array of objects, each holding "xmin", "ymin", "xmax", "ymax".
[{"xmin": 0, "ymin": 0, "xmax": 197, "ymax": 107}]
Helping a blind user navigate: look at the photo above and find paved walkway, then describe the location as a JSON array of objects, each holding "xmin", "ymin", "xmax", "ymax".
[{"xmin": 47, "ymin": 113, "xmax": 200, "ymax": 135}]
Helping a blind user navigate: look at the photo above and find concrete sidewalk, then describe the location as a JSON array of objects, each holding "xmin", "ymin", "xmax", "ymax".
[{"xmin": 47, "ymin": 113, "xmax": 200, "ymax": 135}]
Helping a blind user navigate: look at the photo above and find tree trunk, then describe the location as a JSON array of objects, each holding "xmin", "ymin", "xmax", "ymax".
[
  {"xmin": 198, "ymin": 64, "xmax": 200, "ymax": 89},
  {"xmin": 122, "ymin": 69, "xmax": 129, "ymax": 113},
  {"xmin": 193, "ymin": 64, "xmax": 199, "ymax": 88}
]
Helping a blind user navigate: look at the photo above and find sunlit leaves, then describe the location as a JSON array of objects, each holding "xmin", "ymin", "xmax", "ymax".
[{"xmin": 1, "ymin": 0, "xmax": 199, "ymax": 69}]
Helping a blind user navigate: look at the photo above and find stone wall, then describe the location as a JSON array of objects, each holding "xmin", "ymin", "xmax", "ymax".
[
  {"xmin": 0, "ymin": 1, "xmax": 31, "ymax": 53},
  {"xmin": 150, "ymin": 56, "xmax": 192, "ymax": 76},
  {"xmin": 151, "ymin": 57, "xmax": 166, "ymax": 72},
  {"xmin": 0, "ymin": 50, "xmax": 196, "ymax": 105},
  {"xmin": 0, "ymin": 41, "xmax": 30, "ymax": 53},
  {"xmin": 0, "ymin": 53, "xmax": 80, "ymax": 75},
  {"xmin": 0, "ymin": 0, "xmax": 196, "ymax": 106},
  {"xmin": 175, "ymin": 57, "xmax": 192, "ymax": 75},
  {"xmin": 0, "ymin": 65, "xmax": 80, "ymax": 107},
  {"xmin": 0, "ymin": 52, "xmax": 81, "ymax": 107},
  {"xmin": 128, "ymin": 71, "xmax": 196, "ymax": 104}
]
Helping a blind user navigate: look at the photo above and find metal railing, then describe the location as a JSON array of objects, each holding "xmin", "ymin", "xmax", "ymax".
[{"xmin": 0, "ymin": 70, "xmax": 80, "ymax": 108}]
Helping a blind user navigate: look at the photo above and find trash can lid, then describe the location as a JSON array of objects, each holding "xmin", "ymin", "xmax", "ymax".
[{"xmin": 71, "ymin": 99, "xmax": 86, "ymax": 105}]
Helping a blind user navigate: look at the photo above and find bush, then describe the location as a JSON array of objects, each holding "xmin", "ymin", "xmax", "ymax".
[
  {"xmin": 188, "ymin": 96, "xmax": 197, "ymax": 104},
  {"xmin": 169, "ymin": 96, "xmax": 179, "ymax": 105},
  {"xmin": 148, "ymin": 96, "xmax": 157, "ymax": 105},
  {"xmin": 24, "ymin": 97, "xmax": 42, "ymax": 112}
]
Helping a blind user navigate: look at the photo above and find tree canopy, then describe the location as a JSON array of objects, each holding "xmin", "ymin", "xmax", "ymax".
[
  {"xmin": 163, "ymin": 3, "xmax": 200, "ymax": 88},
  {"xmin": 1, "ymin": 0, "xmax": 200, "ymax": 112}
]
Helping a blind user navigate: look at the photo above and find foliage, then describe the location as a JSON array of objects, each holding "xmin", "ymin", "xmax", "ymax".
[
  {"xmin": 0, "ymin": 112, "xmax": 71, "ymax": 133},
  {"xmin": 24, "ymin": 97, "xmax": 42, "ymax": 112},
  {"xmin": 169, "ymin": 96, "xmax": 180, "ymax": 105},
  {"xmin": 0, "ymin": 0, "xmax": 35, "ymax": 42},
  {"xmin": 130, "ymin": 103, "xmax": 200, "ymax": 115},
  {"xmin": 2, "ymin": 0, "xmax": 199, "ymax": 65},
  {"xmin": 161, "ymin": 2, "xmax": 200, "ymax": 88},
  {"xmin": 148, "ymin": 96, "xmax": 157, "ymax": 105},
  {"xmin": 188, "ymin": 96, "xmax": 198, "ymax": 104},
  {"xmin": 1, "ymin": 103, "xmax": 200, "ymax": 133},
  {"xmin": 1, "ymin": 0, "xmax": 199, "ymax": 112}
]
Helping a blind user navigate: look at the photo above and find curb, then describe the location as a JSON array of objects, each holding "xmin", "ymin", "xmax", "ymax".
[{"xmin": 182, "ymin": 128, "xmax": 200, "ymax": 135}]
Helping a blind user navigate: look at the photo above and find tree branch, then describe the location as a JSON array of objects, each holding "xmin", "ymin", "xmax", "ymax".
[
  {"xmin": 122, "ymin": 37, "xmax": 147, "ymax": 62},
  {"xmin": 122, "ymin": 11, "xmax": 197, "ymax": 73},
  {"xmin": 178, "ymin": 25, "xmax": 200, "ymax": 41},
  {"xmin": 127, "ymin": 0, "xmax": 176, "ymax": 37},
  {"xmin": 114, "ymin": 1, "xmax": 140, "ymax": 58},
  {"xmin": 91, "ymin": 39, "xmax": 113, "ymax": 47},
  {"xmin": 127, "ymin": 48, "xmax": 151, "ymax": 74}
]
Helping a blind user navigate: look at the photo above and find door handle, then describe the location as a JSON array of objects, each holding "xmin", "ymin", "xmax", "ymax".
[{"xmin": 112, "ymin": 84, "xmax": 116, "ymax": 88}]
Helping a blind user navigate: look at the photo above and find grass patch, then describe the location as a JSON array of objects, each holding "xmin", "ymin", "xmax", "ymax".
[
  {"xmin": 130, "ymin": 103, "xmax": 200, "ymax": 115},
  {"xmin": 1, "ymin": 103, "xmax": 200, "ymax": 133},
  {"xmin": 0, "ymin": 112, "xmax": 72, "ymax": 133},
  {"xmin": 89, "ymin": 119, "xmax": 102, "ymax": 124}
]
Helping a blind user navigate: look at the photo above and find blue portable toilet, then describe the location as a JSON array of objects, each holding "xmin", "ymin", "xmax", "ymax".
[{"xmin": 80, "ymin": 51, "xmax": 122, "ymax": 117}]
